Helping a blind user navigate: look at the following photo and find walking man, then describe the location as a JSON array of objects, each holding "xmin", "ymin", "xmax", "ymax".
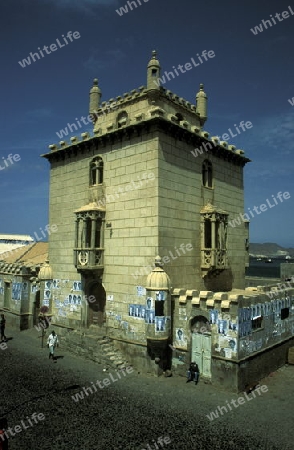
[
  {"xmin": 0, "ymin": 314, "xmax": 7, "ymax": 342},
  {"xmin": 47, "ymin": 330, "xmax": 59, "ymax": 362}
]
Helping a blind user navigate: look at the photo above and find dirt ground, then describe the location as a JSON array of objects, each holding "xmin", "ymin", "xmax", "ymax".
[{"xmin": 0, "ymin": 327, "xmax": 293, "ymax": 450}]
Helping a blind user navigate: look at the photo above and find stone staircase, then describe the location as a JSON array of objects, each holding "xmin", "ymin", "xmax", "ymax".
[{"xmin": 57, "ymin": 327, "xmax": 131, "ymax": 371}]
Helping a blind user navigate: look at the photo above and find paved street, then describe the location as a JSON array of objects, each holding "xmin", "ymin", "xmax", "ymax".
[{"xmin": 0, "ymin": 327, "xmax": 293, "ymax": 450}]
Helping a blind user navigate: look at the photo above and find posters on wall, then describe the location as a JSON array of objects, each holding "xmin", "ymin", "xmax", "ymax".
[
  {"xmin": 209, "ymin": 309, "xmax": 218, "ymax": 324},
  {"xmin": 44, "ymin": 289, "xmax": 51, "ymax": 300},
  {"xmin": 155, "ymin": 316, "xmax": 165, "ymax": 331},
  {"xmin": 129, "ymin": 304, "xmax": 146, "ymax": 318},
  {"xmin": 45, "ymin": 281, "xmax": 52, "ymax": 290},
  {"xmin": 72, "ymin": 281, "xmax": 82, "ymax": 291},
  {"xmin": 31, "ymin": 285, "xmax": 39, "ymax": 294},
  {"xmin": 218, "ymin": 320, "xmax": 227, "ymax": 335},
  {"xmin": 12, "ymin": 282, "xmax": 22, "ymax": 300},
  {"xmin": 238, "ymin": 308, "xmax": 252, "ymax": 338},
  {"xmin": 128, "ymin": 291, "xmax": 167, "ymax": 325},
  {"xmin": 146, "ymin": 297, "xmax": 153, "ymax": 309},
  {"xmin": 67, "ymin": 294, "xmax": 82, "ymax": 305},
  {"xmin": 52, "ymin": 279, "xmax": 60, "ymax": 289},
  {"xmin": 136, "ymin": 286, "xmax": 146, "ymax": 297},
  {"xmin": 155, "ymin": 291, "xmax": 166, "ymax": 301},
  {"xmin": 209, "ymin": 309, "xmax": 238, "ymax": 359},
  {"xmin": 40, "ymin": 278, "xmax": 83, "ymax": 320},
  {"xmin": 145, "ymin": 309, "xmax": 155, "ymax": 323},
  {"xmin": 175, "ymin": 328, "xmax": 185, "ymax": 343}
]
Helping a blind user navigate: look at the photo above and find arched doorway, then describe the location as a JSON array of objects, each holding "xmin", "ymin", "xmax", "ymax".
[
  {"xmin": 191, "ymin": 315, "xmax": 211, "ymax": 379},
  {"xmin": 87, "ymin": 282, "xmax": 106, "ymax": 326}
]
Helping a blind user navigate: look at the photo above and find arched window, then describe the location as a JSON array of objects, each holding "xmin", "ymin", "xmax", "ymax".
[
  {"xmin": 117, "ymin": 111, "xmax": 128, "ymax": 128},
  {"xmin": 90, "ymin": 157, "xmax": 103, "ymax": 186},
  {"xmin": 202, "ymin": 160, "xmax": 213, "ymax": 188}
]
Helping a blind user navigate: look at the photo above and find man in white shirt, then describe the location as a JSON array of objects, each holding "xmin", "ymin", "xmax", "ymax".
[{"xmin": 47, "ymin": 330, "xmax": 59, "ymax": 362}]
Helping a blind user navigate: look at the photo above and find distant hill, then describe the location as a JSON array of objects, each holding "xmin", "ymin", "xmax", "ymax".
[{"xmin": 249, "ymin": 243, "xmax": 294, "ymax": 258}]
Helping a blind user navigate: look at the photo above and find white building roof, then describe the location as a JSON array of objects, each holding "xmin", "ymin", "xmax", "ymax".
[
  {"xmin": 0, "ymin": 234, "xmax": 34, "ymax": 255},
  {"xmin": 0, "ymin": 234, "xmax": 34, "ymax": 241}
]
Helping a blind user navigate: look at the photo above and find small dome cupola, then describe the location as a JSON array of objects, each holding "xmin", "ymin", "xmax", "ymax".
[
  {"xmin": 38, "ymin": 260, "xmax": 53, "ymax": 280},
  {"xmin": 196, "ymin": 83, "xmax": 208, "ymax": 126},
  {"xmin": 89, "ymin": 78, "xmax": 102, "ymax": 116},
  {"xmin": 147, "ymin": 50, "xmax": 161, "ymax": 91},
  {"xmin": 146, "ymin": 256, "xmax": 170, "ymax": 290}
]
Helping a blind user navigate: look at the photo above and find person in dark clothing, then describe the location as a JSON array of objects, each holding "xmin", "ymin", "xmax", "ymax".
[
  {"xmin": 0, "ymin": 314, "xmax": 6, "ymax": 342},
  {"xmin": 0, "ymin": 417, "xmax": 8, "ymax": 450},
  {"xmin": 186, "ymin": 362, "xmax": 199, "ymax": 384}
]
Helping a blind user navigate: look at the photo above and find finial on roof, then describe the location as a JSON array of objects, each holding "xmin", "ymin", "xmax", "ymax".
[
  {"xmin": 146, "ymin": 256, "xmax": 171, "ymax": 290},
  {"xmin": 89, "ymin": 78, "xmax": 102, "ymax": 116},
  {"xmin": 155, "ymin": 255, "xmax": 163, "ymax": 267},
  {"xmin": 147, "ymin": 50, "xmax": 161, "ymax": 91},
  {"xmin": 196, "ymin": 83, "xmax": 208, "ymax": 127}
]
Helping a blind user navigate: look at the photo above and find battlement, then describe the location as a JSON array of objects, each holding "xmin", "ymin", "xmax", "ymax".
[{"xmin": 44, "ymin": 91, "xmax": 249, "ymax": 165}]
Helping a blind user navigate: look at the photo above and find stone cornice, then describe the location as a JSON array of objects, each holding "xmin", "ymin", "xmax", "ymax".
[{"xmin": 42, "ymin": 116, "xmax": 250, "ymax": 167}]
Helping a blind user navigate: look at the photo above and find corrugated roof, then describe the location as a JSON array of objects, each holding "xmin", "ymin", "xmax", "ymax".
[{"xmin": 0, "ymin": 244, "xmax": 28, "ymax": 255}]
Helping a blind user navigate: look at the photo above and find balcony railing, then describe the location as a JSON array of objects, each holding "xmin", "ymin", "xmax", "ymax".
[
  {"xmin": 201, "ymin": 249, "xmax": 228, "ymax": 270},
  {"xmin": 74, "ymin": 248, "xmax": 104, "ymax": 270}
]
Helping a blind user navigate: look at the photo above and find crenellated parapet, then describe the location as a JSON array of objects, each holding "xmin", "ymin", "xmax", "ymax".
[
  {"xmin": 44, "ymin": 107, "xmax": 249, "ymax": 166},
  {"xmin": 171, "ymin": 285, "xmax": 294, "ymax": 364}
]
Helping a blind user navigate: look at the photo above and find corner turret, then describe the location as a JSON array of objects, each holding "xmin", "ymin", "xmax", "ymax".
[
  {"xmin": 147, "ymin": 50, "xmax": 161, "ymax": 90},
  {"xmin": 89, "ymin": 78, "xmax": 102, "ymax": 115},
  {"xmin": 196, "ymin": 83, "xmax": 207, "ymax": 127}
]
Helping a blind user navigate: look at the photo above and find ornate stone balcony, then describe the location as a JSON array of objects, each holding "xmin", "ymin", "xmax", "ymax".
[
  {"xmin": 201, "ymin": 249, "xmax": 228, "ymax": 271},
  {"xmin": 74, "ymin": 248, "xmax": 104, "ymax": 271}
]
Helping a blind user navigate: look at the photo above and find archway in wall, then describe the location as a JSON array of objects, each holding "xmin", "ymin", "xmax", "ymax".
[
  {"xmin": 190, "ymin": 315, "xmax": 211, "ymax": 379},
  {"xmin": 87, "ymin": 282, "xmax": 106, "ymax": 327}
]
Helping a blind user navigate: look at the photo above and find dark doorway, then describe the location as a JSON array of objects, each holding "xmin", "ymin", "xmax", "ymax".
[
  {"xmin": 88, "ymin": 282, "xmax": 106, "ymax": 326},
  {"xmin": 33, "ymin": 290, "xmax": 41, "ymax": 326}
]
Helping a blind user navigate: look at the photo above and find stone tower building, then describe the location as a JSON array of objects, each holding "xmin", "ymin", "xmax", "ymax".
[
  {"xmin": 41, "ymin": 51, "xmax": 277, "ymax": 389},
  {"xmin": 44, "ymin": 50, "xmax": 249, "ymax": 298}
]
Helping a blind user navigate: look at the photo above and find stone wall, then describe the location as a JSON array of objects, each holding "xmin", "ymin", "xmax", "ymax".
[{"xmin": 0, "ymin": 274, "xmax": 34, "ymax": 330}]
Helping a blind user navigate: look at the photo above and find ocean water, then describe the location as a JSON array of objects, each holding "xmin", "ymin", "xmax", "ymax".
[{"xmin": 245, "ymin": 259, "xmax": 284, "ymax": 278}]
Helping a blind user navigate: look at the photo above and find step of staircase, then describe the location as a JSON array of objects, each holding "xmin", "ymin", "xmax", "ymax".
[{"xmin": 57, "ymin": 328, "xmax": 131, "ymax": 370}]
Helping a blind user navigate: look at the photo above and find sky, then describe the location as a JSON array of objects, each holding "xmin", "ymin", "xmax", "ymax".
[{"xmin": 0, "ymin": 0, "xmax": 293, "ymax": 247}]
